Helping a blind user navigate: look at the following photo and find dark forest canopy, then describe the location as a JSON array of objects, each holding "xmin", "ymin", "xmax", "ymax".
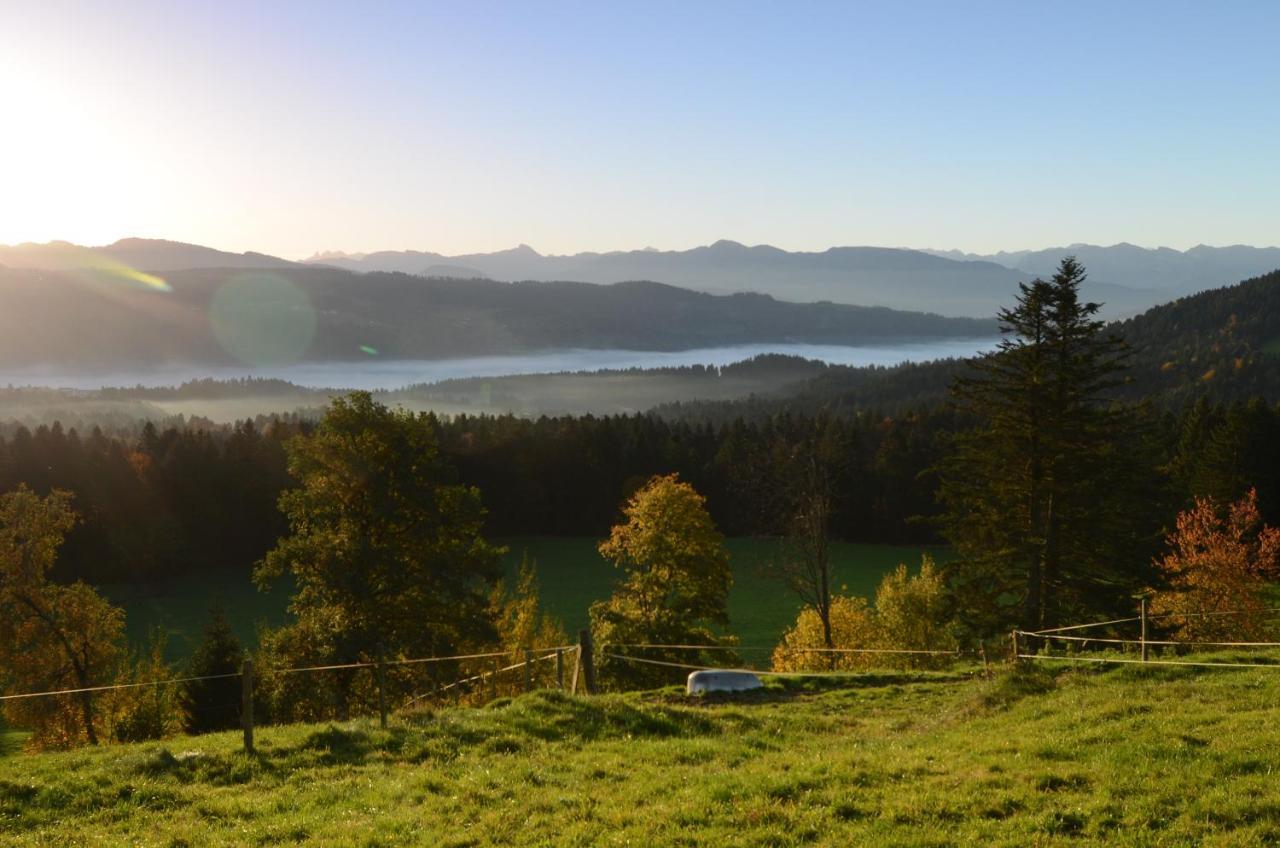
[{"xmin": 2, "ymin": 395, "xmax": 1279, "ymax": 592}]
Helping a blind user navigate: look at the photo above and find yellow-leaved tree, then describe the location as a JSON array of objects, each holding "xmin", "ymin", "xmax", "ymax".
[
  {"xmin": 489, "ymin": 553, "xmax": 569, "ymax": 695},
  {"xmin": 591, "ymin": 474, "xmax": 735, "ymax": 689},
  {"xmin": 0, "ymin": 486, "xmax": 127, "ymax": 748},
  {"xmin": 772, "ymin": 555, "xmax": 953, "ymax": 672}
]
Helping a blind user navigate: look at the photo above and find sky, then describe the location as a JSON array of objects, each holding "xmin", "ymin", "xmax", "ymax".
[{"xmin": 1, "ymin": 1, "xmax": 1277, "ymax": 259}]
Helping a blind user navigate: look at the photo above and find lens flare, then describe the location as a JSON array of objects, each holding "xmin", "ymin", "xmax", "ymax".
[
  {"xmin": 209, "ymin": 272, "xmax": 317, "ymax": 366},
  {"xmin": 359, "ymin": 345, "xmax": 379, "ymax": 356},
  {"xmin": 58, "ymin": 248, "xmax": 173, "ymax": 292}
]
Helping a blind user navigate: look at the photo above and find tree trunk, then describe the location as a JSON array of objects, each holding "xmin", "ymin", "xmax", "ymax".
[
  {"xmin": 74, "ymin": 671, "xmax": 98, "ymax": 745},
  {"xmin": 1040, "ymin": 494, "xmax": 1060, "ymax": 631}
]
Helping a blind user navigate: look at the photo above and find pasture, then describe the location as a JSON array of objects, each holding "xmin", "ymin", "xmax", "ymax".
[
  {"xmin": 4, "ymin": 659, "xmax": 1280, "ymax": 844},
  {"xmin": 98, "ymin": 538, "xmax": 948, "ymax": 660}
]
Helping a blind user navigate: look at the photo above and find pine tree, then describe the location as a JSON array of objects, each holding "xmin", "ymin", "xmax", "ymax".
[
  {"xmin": 180, "ymin": 603, "xmax": 245, "ymax": 735},
  {"xmin": 939, "ymin": 258, "xmax": 1154, "ymax": 637}
]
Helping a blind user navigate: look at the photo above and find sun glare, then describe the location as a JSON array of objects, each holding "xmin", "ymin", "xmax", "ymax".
[{"xmin": 0, "ymin": 55, "xmax": 158, "ymax": 247}]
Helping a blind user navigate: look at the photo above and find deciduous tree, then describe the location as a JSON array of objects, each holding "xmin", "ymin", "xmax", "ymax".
[
  {"xmin": 255, "ymin": 392, "xmax": 504, "ymax": 718},
  {"xmin": 1149, "ymin": 489, "xmax": 1280, "ymax": 641},
  {"xmin": 0, "ymin": 486, "xmax": 125, "ymax": 748},
  {"xmin": 591, "ymin": 474, "xmax": 734, "ymax": 688}
]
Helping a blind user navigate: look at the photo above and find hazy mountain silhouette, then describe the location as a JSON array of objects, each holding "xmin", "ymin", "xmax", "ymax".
[
  {"xmin": 0, "ymin": 266, "xmax": 998, "ymax": 370},
  {"xmin": 928, "ymin": 243, "xmax": 1280, "ymax": 296},
  {"xmin": 6, "ymin": 237, "xmax": 1275, "ymax": 321},
  {"xmin": 304, "ymin": 239, "xmax": 1156, "ymax": 318},
  {"xmin": 0, "ymin": 238, "xmax": 295, "ymax": 272}
]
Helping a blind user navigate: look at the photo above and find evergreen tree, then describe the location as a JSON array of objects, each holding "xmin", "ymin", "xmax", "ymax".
[
  {"xmin": 939, "ymin": 258, "xmax": 1154, "ymax": 637},
  {"xmin": 180, "ymin": 603, "xmax": 245, "ymax": 734}
]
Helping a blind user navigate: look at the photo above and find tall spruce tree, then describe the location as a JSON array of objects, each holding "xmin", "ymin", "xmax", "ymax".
[{"xmin": 939, "ymin": 258, "xmax": 1154, "ymax": 637}]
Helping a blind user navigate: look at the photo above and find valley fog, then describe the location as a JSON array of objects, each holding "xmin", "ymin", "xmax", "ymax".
[{"xmin": 0, "ymin": 339, "xmax": 997, "ymax": 391}]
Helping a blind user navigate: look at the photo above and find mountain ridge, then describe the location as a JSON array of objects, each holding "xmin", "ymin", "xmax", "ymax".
[
  {"xmin": 0, "ymin": 265, "xmax": 999, "ymax": 370},
  {"xmin": 6, "ymin": 237, "xmax": 1279, "ymax": 321}
]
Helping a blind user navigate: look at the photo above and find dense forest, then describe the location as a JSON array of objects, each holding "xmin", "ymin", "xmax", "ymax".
[{"xmin": 2, "ymin": 394, "xmax": 1277, "ymax": 589}]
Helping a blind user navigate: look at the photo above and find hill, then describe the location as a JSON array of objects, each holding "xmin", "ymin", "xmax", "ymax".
[
  {"xmin": 306, "ymin": 239, "xmax": 1153, "ymax": 318},
  {"xmin": 0, "ymin": 238, "xmax": 295, "ymax": 272},
  {"xmin": 0, "ymin": 266, "xmax": 997, "ymax": 370},
  {"xmin": 659, "ymin": 268, "xmax": 1280, "ymax": 420},
  {"xmin": 4, "ymin": 662, "xmax": 1280, "ymax": 844}
]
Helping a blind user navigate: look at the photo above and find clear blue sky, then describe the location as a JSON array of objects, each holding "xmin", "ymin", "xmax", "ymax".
[{"xmin": 2, "ymin": 1, "xmax": 1276, "ymax": 257}]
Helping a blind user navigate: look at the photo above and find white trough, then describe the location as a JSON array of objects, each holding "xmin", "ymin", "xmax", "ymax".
[{"xmin": 686, "ymin": 669, "xmax": 763, "ymax": 695}]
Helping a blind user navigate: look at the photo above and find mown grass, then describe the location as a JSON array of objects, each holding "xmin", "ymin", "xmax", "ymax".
[
  {"xmin": 100, "ymin": 538, "xmax": 948, "ymax": 660},
  {"xmin": 5, "ymin": 658, "xmax": 1280, "ymax": 845}
]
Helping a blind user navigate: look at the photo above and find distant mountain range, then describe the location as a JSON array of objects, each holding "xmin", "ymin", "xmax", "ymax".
[
  {"xmin": 926, "ymin": 243, "xmax": 1280, "ymax": 296},
  {"xmin": 301, "ymin": 241, "xmax": 1141, "ymax": 318},
  {"xmin": 304, "ymin": 240, "xmax": 1280, "ymax": 318},
  {"xmin": 3, "ymin": 237, "xmax": 1278, "ymax": 321}
]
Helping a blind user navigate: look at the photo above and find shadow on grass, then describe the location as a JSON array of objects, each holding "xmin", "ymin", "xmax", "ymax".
[
  {"xmin": 135, "ymin": 745, "xmax": 279, "ymax": 786},
  {"xmin": 0, "ymin": 731, "xmax": 28, "ymax": 758}
]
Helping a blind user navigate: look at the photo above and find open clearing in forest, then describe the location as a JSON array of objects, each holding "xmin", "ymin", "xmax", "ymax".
[
  {"xmin": 5, "ymin": 658, "xmax": 1280, "ymax": 845},
  {"xmin": 101, "ymin": 539, "xmax": 949, "ymax": 660}
]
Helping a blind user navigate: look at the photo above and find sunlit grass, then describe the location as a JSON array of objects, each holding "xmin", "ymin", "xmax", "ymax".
[{"xmin": 6, "ymin": 659, "xmax": 1280, "ymax": 844}]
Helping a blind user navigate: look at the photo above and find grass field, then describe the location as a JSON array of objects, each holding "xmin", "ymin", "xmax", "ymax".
[
  {"xmin": 5, "ymin": 658, "xmax": 1280, "ymax": 844},
  {"xmin": 99, "ymin": 538, "xmax": 947, "ymax": 660}
]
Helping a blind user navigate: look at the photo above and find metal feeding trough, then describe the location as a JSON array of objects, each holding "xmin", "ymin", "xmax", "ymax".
[{"xmin": 686, "ymin": 669, "xmax": 763, "ymax": 695}]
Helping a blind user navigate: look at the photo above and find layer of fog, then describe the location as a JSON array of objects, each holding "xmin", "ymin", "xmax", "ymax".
[{"xmin": 0, "ymin": 339, "xmax": 998, "ymax": 391}]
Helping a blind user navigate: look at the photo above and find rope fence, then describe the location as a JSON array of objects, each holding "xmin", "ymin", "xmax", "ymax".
[
  {"xmin": 604, "ymin": 643, "xmax": 960, "ymax": 656},
  {"xmin": 0, "ymin": 647, "xmax": 575, "ymax": 704},
  {"xmin": 602, "ymin": 652, "xmax": 918, "ymax": 679},
  {"xmin": 1015, "ymin": 605, "xmax": 1280, "ymax": 672},
  {"xmin": 12, "ymin": 603, "xmax": 1280, "ymax": 756}
]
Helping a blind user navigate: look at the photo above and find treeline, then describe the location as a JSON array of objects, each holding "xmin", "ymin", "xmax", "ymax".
[{"xmin": 2, "ymin": 396, "xmax": 1279, "ymax": 587}]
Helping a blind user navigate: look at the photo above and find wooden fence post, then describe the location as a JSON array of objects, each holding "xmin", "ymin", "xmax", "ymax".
[
  {"xmin": 489, "ymin": 657, "xmax": 498, "ymax": 700},
  {"xmin": 556, "ymin": 648, "xmax": 564, "ymax": 691},
  {"xmin": 523, "ymin": 647, "xmax": 532, "ymax": 693},
  {"xmin": 1140, "ymin": 597, "xmax": 1148, "ymax": 663},
  {"xmin": 1010, "ymin": 629, "xmax": 1020, "ymax": 665},
  {"xmin": 241, "ymin": 659, "xmax": 255, "ymax": 755},
  {"xmin": 579, "ymin": 628, "xmax": 596, "ymax": 695},
  {"xmin": 377, "ymin": 653, "xmax": 388, "ymax": 729}
]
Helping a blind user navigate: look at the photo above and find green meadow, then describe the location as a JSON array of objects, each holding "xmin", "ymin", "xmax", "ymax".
[
  {"xmin": 5, "ymin": 659, "xmax": 1280, "ymax": 845},
  {"xmin": 99, "ymin": 538, "xmax": 948, "ymax": 661}
]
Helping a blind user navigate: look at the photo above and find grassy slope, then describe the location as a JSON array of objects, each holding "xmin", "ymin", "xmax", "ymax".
[
  {"xmin": 5, "ymin": 660, "xmax": 1280, "ymax": 845},
  {"xmin": 99, "ymin": 539, "xmax": 946, "ymax": 660}
]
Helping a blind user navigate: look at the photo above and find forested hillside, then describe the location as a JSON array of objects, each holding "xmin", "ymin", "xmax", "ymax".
[
  {"xmin": 0, "ymin": 266, "xmax": 995, "ymax": 369},
  {"xmin": 661, "ymin": 268, "xmax": 1280, "ymax": 421}
]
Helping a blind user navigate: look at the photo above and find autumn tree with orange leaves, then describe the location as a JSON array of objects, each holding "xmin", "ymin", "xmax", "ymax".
[{"xmin": 1149, "ymin": 489, "xmax": 1280, "ymax": 642}]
